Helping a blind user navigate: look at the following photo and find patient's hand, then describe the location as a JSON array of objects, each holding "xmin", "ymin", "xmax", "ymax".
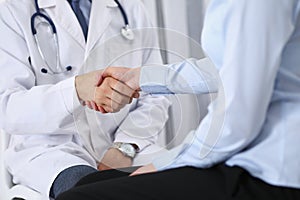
[
  {"xmin": 98, "ymin": 148, "xmax": 133, "ymax": 171},
  {"xmin": 102, "ymin": 67, "xmax": 141, "ymax": 91},
  {"xmin": 93, "ymin": 77, "xmax": 137, "ymax": 113}
]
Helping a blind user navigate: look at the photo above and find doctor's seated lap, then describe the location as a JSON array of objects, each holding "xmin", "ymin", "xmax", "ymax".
[{"xmin": 0, "ymin": 0, "xmax": 170, "ymax": 199}]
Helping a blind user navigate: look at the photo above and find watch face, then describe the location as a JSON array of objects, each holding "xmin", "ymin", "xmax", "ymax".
[{"xmin": 120, "ymin": 143, "xmax": 136, "ymax": 158}]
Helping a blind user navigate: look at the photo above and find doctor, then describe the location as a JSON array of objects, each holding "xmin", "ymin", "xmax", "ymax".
[
  {"xmin": 0, "ymin": 0, "xmax": 170, "ymax": 198},
  {"xmin": 58, "ymin": 0, "xmax": 300, "ymax": 199}
]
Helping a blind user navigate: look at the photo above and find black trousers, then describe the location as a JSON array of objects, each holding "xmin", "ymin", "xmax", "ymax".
[{"xmin": 56, "ymin": 164, "xmax": 300, "ymax": 200}]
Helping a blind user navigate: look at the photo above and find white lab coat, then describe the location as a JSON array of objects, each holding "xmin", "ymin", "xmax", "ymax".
[{"xmin": 0, "ymin": 0, "xmax": 170, "ymax": 196}]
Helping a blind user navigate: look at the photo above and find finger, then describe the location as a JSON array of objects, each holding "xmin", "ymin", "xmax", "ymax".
[
  {"xmin": 99, "ymin": 98, "xmax": 123, "ymax": 113},
  {"xmin": 109, "ymin": 78, "xmax": 136, "ymax": 97},
  {"xmin": 98, "ymin": 106, "xmax": 107, "ymax": 114},
  {"xmin": 90, "ymin": 101, "xmax": 99, "ymax": 111},
  {"xmin": 94, "ymin": 101, "xmax": 107, "ymax": 113},
  {"xmin": 95, "ymin": 97, "xmax": 115, "ymax": 113},
  {"xmin": 105, "ymin": 99, "xmax": 123, "ymax": 113},
  {"xmin": 86, "ymin": 101, "xmax": 93, "ymax": 109},
  {"xmin": 95, "ymin": 71, "xmax": 104, "ymax": 87},
  {"xmin": 101, "ymin": 104, "xmax": 114, "ymax": 113},
  {"xmin": 132, "ymin": 92, "xmax": 140, "ymax": 99},
  {"xmin": 94, "ymin": 86, "xmax": 114, "ymax": 109},
  {"xmin": 98, "ymin": 163, "xmax": 112, "ymax": 171},
  {"xmin": 130, "ymin": 169, "xmax": 141, "ymax": 177},
  {"xmin": 98, "ymin": 83, "xmax": 132, "ymax": 105},
  {"xmin": 110, "ymin": 90, "xmax": 132, "ymax": 105},
  {"xmin": 95, "ymin": 96, "xmax": 114, "ymax": 109},
  {"xmin": 94, "ymin": 80, "xmax": 130, "ymax": 112}
]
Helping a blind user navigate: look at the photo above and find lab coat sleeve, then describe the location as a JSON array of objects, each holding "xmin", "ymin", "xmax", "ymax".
[
  {"xmin": 140, "ymin": 57, "xmax": 219, "ymax": 94},
  {"xmin": 0, "ymin": 5, "xmax": 80, "ymax": 135},
  {"xmin": 151, "ymin": 0, "xmax": 295, "ymax": 170},
  {"xmin": 114, "ymin": 1, "xmax": 171, "ymax": 152},
  {"xmin": 114, "ymin": 94, "xmax": 170, "ymax": 152}
]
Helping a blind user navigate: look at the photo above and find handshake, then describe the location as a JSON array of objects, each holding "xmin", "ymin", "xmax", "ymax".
[{"xmin": 75, "ymin": 67, "xmax": 141, "ymax": 113}]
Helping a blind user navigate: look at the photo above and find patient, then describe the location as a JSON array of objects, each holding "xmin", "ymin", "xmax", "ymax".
[{"xmin": 57, "ymin": 0, "xmax": 300, "ymax": 199}]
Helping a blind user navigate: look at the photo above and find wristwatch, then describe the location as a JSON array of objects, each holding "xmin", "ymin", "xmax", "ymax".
[{"xmin": 112, "ymin": 142, "xmax": 137, "ymax": 159}]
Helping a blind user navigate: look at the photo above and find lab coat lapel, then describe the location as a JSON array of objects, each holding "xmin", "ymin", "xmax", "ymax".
[
  {"xmin": 43, "ymin": 0, "xmax": 86, "ymax": 49},
  {"xmin": 86, "ymin": 0, "xmax": 117, "ymax": 55}
]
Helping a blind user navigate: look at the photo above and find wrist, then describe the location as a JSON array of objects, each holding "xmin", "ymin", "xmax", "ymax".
[
  {"xmin": 133, "ymin": 67, "xmax": 141, "ymax": 90},
  {"xmin": 75, "ymin": 75, "xmax": 83, "ymax": 101},
  {"xmin": 111, "ymin": 142, "xmax": 138, "ymax": 159}
]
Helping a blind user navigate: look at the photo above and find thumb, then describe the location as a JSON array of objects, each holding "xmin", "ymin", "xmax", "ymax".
[{"xmin": 95, "ymin": 72, "xmax": 103, "ymax": 87}]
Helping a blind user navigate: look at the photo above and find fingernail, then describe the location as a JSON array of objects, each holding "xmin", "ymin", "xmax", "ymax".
[{"xmin": 133, "ymin": 92, "xmax": 140, "ymax": 98}]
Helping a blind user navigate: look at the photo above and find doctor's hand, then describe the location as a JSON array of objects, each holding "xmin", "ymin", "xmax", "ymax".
[
  {"xmin": 130, "ymin": 163, "xmax": 157, "ymax": 176},
  {"xmin": 98, "ymin": 148, "xmax": 132, "ymax": 171},
  {"xmin": 75, "ymin": 70, "xmax": 137, "ymax": 113},
  {"xmin": 75, "ymin": 70, "xmax": 103, "ymax": 102},
  {"xmin": 102, "ymin": 67, "xmax": 141, "ymax": 91}
]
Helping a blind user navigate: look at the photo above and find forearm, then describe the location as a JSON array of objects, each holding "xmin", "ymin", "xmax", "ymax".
[
  {"xmin": 140, "ymin": 57, "xmax": 219, "ymax": 94},
  {"xmin": 114, "ymin": 94, "xmax": 171, "ymax": 151},
  {"xmin": 0, "ymin": 77, "xmax": 81, "ymax": 134},
  {"xmin": 0, "ymin": 6, "xmax": 82, "ymax": 134}
]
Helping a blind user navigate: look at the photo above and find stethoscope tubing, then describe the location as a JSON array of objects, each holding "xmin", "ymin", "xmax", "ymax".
[
  {"xmin": 31, "ymin": 0, "xmax": 57, "ymax": 35},
  {"xmin": 113, "ymin": 0, "xmax": 129, "ymax": 26},
  {"xmin": 31, "ymin": 0, "xmax": 131, "ymax": 74},
  {"xmin": 31, "ymin": 0, "xmax": 129, "ymax": 35}
]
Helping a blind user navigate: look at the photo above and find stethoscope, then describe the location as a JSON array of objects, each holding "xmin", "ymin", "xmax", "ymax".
[{"xmin": 31, "ymin": 0, "xmax": 134, "ymax": 74}]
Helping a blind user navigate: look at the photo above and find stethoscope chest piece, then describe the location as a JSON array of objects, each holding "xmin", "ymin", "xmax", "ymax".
[{"xmin": 121, "ymin": 26, "xmax": 134, "ymax": 41}]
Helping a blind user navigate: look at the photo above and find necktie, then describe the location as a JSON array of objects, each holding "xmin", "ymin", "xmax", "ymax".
[{"xmin": 69, "ymin": 0, "xmax": 88, "ymax": 40}]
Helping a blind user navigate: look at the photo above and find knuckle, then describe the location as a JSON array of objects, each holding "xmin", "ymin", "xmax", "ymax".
[
  {"xmin": 111, "ymin": 92, "xmax": 121, "ymax": 101},
  {"xmin": 112, "ymin": 102, "xmax": 120, "ymax": 110},
  {"xmin": 114, "ymin": 82, "xmax": 122, "ymax": 90},
  {"xmin": 107, "ymin": 77, "xmax": 114, "ymax": 84},
  {"xmin": 120, "ymin": 97, "xmax": 129, "ymax": 104},
  {"xmin": 94, "ymin": 91, "xmax": 102, "ymax": 99},
  {"xmin": 101, "ymin": 87, "xmax": 112, "ymax": 97},
  {"xmin": 95, "ymin": 92, "xmax": 105, "ymax": 100},
  {"xmin": 97, "ymin": 86, "xmax": 105, "ymax": 94},
  {"xmin": 112, "ymin": 94, "xmax": 121, "ymax": 103},
  {"xmin": 106, "ymin": 107, "xmax": 113, "ymax": 113}
]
